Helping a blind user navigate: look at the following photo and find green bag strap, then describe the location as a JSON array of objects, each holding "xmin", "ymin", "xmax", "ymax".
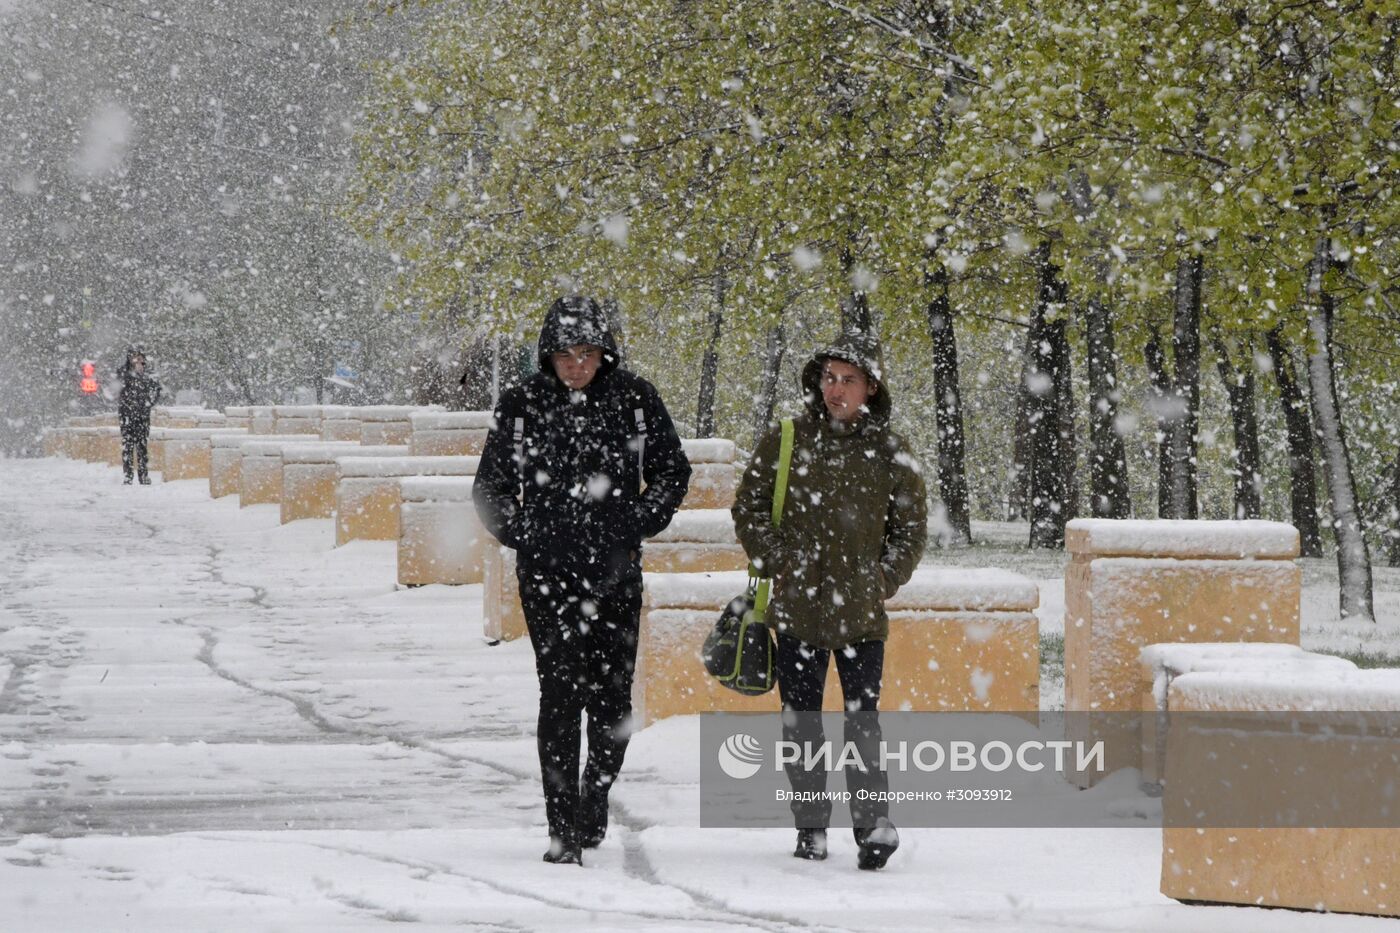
[{"xmin": 750, "ymin": 418, "xmax": 794, "ymax": 624}]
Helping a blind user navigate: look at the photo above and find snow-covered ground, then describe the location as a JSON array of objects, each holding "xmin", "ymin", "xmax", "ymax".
[{"xmin": 1, "ymin": 459, "xmax": 1394, "ymax": 930}]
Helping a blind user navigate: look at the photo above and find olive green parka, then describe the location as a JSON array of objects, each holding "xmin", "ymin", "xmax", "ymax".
[{"xmin": 732, "ymin": 332, "xmax": 928, "ymax": 649}]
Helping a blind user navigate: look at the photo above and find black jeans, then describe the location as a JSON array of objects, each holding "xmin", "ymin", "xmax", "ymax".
[
  {"xmin": 775, "ymin": 631, "xmax": 888, "ymax": 832},
  {"xmin": 518, "ymin": 568, "xmax": 642, "ymax": 842},
  {"xmin": 120, "ymin": 421, "xmax": 149, "ymax": 480}
]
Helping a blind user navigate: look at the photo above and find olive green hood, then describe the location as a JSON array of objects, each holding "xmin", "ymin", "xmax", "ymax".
[{"xmin": 800, "ymin": 329, "xmax": 892, "ymax": 429}]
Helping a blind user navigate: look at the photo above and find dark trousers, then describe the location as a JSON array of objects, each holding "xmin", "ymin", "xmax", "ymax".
[
  {"xmin": 120, "ymin": 421, "xmax": 149, "ymax": 480},
  {"xmin": 775, "ymin": 631, "xmax": 888, "ymax": 831},
  {"xmin": 518, "ymin": 569, "xmax": 642, "ymax": 842}
]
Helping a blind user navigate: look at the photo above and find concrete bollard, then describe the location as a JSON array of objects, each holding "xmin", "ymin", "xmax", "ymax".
[
  {"xmin": 482, "ymin": 545, "xmax": 526, "ymax": 643},
  {"xmin": 632, "ymin": 567, "xmax": 1040, "ymax": 727},
  {"xmin": 98, "ymin": 427, "xmax": 123, "ymax": 466},
  {"xmin": 211, "ymin": 433, "xmax": 292, "ymax": 498},
  {"xmin": 398, "ymin": 476, "xmax": 483, "ymax": 585},
  {"xmin": 159, "ymin": 428, "xmax": 246, "ymax": 481},
  {"xmin": 152, "ymin": 406, "xmax": 203, "ymax": 429},
  {"xmin": 356, "ymin": 406, "xmax": 439, "ymax": 447},
  {"xmin": 1063, "ymin": 518, "xmax": 1301, "ymax": 783},
  {"xmin": 248, "ymin": 405, "xmax": 277, "ymax": 435},
  {"xmin": 1137, "ymin": 643, "xmax": 1354, "ymax": 789},
  {"xmin": 409, "ymin": 411, "xmax": 492, "ymax": 456},
  {"xmin": 335, "ymin": 454, "xmax": 478, "ymax": 545},
  {"xmin": 280, "ymin": 443, "xmax": 404, "ymax": 523},
  {"xmin": 318, "ymin": 405, "xmax": 363, "ymax": 442},
  {"xmin": 223, "ymin": 406, "xmax": 252, "ymax": 430},
  {"xmin": 272, "ymin": 404, "xmax": 324, "ymax": 436},
  {"xmin": 680, "ymin": 438, "xmax": 739, "ymax": 510},
  {"xmin": 1160, "ymin": 670, "xmax": 1400, "ymax": 917},
  {"xmin": 642, "ymin": 509, "xmax": 749, "ymax": 573}
]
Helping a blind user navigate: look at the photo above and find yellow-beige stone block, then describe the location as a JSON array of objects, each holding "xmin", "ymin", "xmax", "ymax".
[
  {"xmin": 398, "ymin": 476, "xmax": 482, "ymax": 585},
  {"xmin": 223, "ymin": 406, "xmax": 252, "ymax": 431},
  {"xmin": 633, "ymin": 568, "xmax": 1040, "ymax": 727},
  {"xmin": 483, "ymin": 545, "xmax": 526, "ymax": 642},
  {"xmin": 99, "ymin": 428, "xmax": 122, "ymax": 466},
  {"xmin": 335, "ymin": 454, "xmax": 477, "ymax": 546},
  {"xmin": 679, "ymin": 439, "xmax": 739, "ymax": 510},
  {"xmin": 1063, "ymin": 518, "xmax": 1301, "ymax": 784},
  {"xmin": 249, "ymin": 405, "xmax": 277, "ymax": 435},
  {"xmin": 273, "ymin": 404, "xmax": 323, "ymax": 435},
  {"xmin": 318, "ymin": 406, "xmax": 362, "ymax": 442},
  {"xmin": 409, "ymin": 411, "xmax": 490, "ymax": 456},
  {"xmin": 1161, "ymin": 672, "xmax": 1400, "ymax": 917},
  {"xmin": 161, "ymin": 428, "xmax": 246, "ymax": 481},
  {"xmin": 280, "ymin": 443, "xmax": 401, "ymax": 524},
  {"xmin": 642, "ymin": 509, "xmax": 748, "ymax": 574},
  {"xmin": 357, "ymin": 406, "xmax": 434, "ymax": 446},
  {"xmin": 236, "ymin": 437, "xmax": 310, "ymax": 506}
]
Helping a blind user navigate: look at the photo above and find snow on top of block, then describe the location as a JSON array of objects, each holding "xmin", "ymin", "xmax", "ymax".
[
  {"xmin": 154, "ymin": 427, "xmax": 246, "ymax": 440},
  {"xmin": 1170, "ymin": 668, "xmax": 1400, "ymax": 712},
  {"xmin": 1066, "ymin": 518, "xmax": 1299, "ymax": 559},
  {"xmin": 681, "ymin": 438, "xmax": 736, "ymax": 463},
  {"xmin": 643, "ymin": 566, "xmax": 1038, "ymax": 612},
  {"xmin": 400, "ymin": 475, "xmax": 475, "ymax": 501},
  {"xmin": 410, "ymin": 411, "xmax": 492, "ymax": 430},
  {"xmin": 212, "ymin": 433, "xmax": 306, "ymax": 449},
  {"xmin": 888, "ymin": 567, "xmax": 1039, "ymax": 612},
  {"xmin": 284, "ymin": 444, "xmax": 404, "ymax": 463},
  {"xmin": 645, "ymin": 571, "xmax": 752, "ymax": 609},
  {"xmin": 337, "ymin": 455, "xmax": 479, "ymax": 478},
  {"xmin": 651, "ymin": 510, "xmax": 738, "ymax": 544},
  {"xmin": 272, "ymin": 405, "xmax": 326, "ymax": 417},
  {"xmin": 354, "ymin": 405, "xmax": 443, "ymax": 422},
  {"xmin": 224, "ymin": 406, "xmax": 252, "ymax": 417},
  {"xmin": 1140, "ymin": 642, "xmax": 1353, "ymax": 677}
]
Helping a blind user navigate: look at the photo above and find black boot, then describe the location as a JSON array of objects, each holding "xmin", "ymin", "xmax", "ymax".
[
  {"xmin": 577, "ymin": 783, "xmax": 609, "ymax": 849},
  {"xmin": 138, "ymin": 474, "xmax": 151, "ymax": 485},
  {"xmin": 793, "ymin": 828, "xmax": 828, "ymax": 861},
  {"xmin": 855, "ymin": 817, "xmax": 899, "ymax": 871},
  {"xmin": 123, "ymin": 475, "xmax": 133, "ymax": 485},
  {"xmin": 542, "ymin": 835, "xmax": 582, "ymax": 865}
]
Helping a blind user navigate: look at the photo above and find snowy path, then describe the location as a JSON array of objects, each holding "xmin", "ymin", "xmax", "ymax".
[{"xmin": 0, "ymin": 458, "xmax": 1390, "ymax": 931}]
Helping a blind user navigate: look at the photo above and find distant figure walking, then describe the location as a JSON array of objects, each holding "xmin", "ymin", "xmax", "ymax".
[{"xmin": 118, "ymin": 347, "xmax": 162, "ymax": 485}]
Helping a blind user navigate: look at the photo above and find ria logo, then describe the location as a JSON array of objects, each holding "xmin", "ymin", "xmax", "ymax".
[{"xmin": 717, "ymin": 733, "xmax": 764, "ymax": 780}]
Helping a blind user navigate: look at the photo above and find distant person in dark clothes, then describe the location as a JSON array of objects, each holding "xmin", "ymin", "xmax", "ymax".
[
  {"xmin": 117, "ymin": 347, "xmax": 162, "ymax": 485},
  {"xmin": 473, "ymin": 296, "xmax": 691, "ymax": 865}
]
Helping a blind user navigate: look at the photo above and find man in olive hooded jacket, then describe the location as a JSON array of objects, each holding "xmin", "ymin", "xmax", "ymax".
[{"xmin": 733, "ymin": 328, "xmax": 927, "ymax": 869}]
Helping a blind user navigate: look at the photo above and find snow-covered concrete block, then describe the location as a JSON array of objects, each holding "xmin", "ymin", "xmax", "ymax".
[
  {"xmin": 239, "ymin": 439, "xmax": 295, "ymax": 506},
  {"xmin": 1063, "ymin": 518, "xmax": 1301, "ymax": 784},
  {"xmin": 1160, "ymin": 670, "xmax": 1400, "ymax": 916},
  {"xmin": 643, "ymin": 509, "xmax": 748, "ymax": 573},
  {"xmin": 152, "ymin": 406, "xmax": 203, "ymax": 429},
  {"xmin": 482, "ymin": 545, "xmax": 525, "ymax": 642},
  {"xmin": 633, "ymin": 568, "xmax": 1040, "ymax": 726},
  {"xmin": 335, "ymin": 454, "xmax": 478, "ymax": 545},
  {"xmin": 318, "ymin": 405, "xmax": 362, "ymax": 442},
  {"xmin": 398, "ymin": 476, "xmax": 483, "ymax": 586},
  {"xmin": 679, "ymin": 439, "xmax": 739, "ymax": 510},
  {"xmin": 409, "ymin": 411, "xmax": 491, "ymax": 456},
  {"xmin": 1137, "ymin": 643, "xmax": 1356, "ymax": 787},
  {"xmin": 272, "ymin": 404, "xmax": 324, "ymax": 436},
  {"xmin": 280, "ymin": 443, "xmax": 403, "ymax": 524},
  {"xmin": 248, "ymin": 405, "xmax": 277, "ymax": 435},
  {"xmin": 210, "ymin": 433, "xmax": 302, "ymax": 499},
  {"xmin": 356, "ymin": 406, "xmax": 440, "ymax": 447},
  {"xmin": 160, "ymin": 428, "xmax": 246, "ymax": 482},
  {"xmin": 223, "ymin": 406, "xmax": 252, "ymax": 430}
]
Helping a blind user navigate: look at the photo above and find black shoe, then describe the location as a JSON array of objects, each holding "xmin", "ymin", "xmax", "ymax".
[
  {"xmin": 577, "ymin": 786, "xmax": 609, "ymax": 849},
  {"xmin": 855, "ymin": 817, "xmax": 899, "ymax": 871},
  {"xmin": 542, "ymin": 836, "xmax": 582, "ymax": 865},
  {"xmin": 123, "ymin": 476, "xmax": 133, "ymax": 485},
  {"xmin": 138, "ymin": 475, "xmax": 151, "ymax": 485},
  {"xmin": 793, "ymin": 828, "xmax": 828, "ymax": 861}
]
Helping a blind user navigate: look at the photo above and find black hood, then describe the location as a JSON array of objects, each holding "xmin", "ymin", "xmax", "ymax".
[{"xmin": 536, "ymin": 296, "xmax": 621, "ymax": 382}]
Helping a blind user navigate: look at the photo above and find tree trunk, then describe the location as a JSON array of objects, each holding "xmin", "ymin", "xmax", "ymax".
[
  {"xmin": 695, "ymin": 280, "xmax": 724, "ymax": 438},
  {"xmin": 1084, "ymin": 297, "xmax": 1131, "ymax": 518},
  {"xmin": 1388, "ymin": 448, "xmax": 1400, "ymax": 568},
  {"xmin": 1027, "ymin": 244, "xmax": 1073, "ymax": 549},
  {"xmin": 1144, "ymin": 333, "xmax": 1174, "ymax": 519},
  {"xmin": 1052, "ymin": 317, "xmax": 1080, "ymax": 522},
  {"xmin": 1211, "ymin": 334, "xmax": 1263, "ymax": 520},
  {"xmin": 926, "ymin": 264, "xmax": 972, "ymax": 545},
  {"xmin": 840, "ymin": 290, "xmax": 873, "ymax": 336},
  {"xmin": 1167, "ymin": 254, "xmax": 1203, "ymax": 519},
  {"xmin": 752, "ymin": 321, "xmax": 787, "ymax": 444},
  {"xmin": 1304, "ymin": 239, "xmax": 1374, "ymax": 620},
  {"xmin": 1264, "ymin": 326, "xmax": 1323, "ymax": 557}
]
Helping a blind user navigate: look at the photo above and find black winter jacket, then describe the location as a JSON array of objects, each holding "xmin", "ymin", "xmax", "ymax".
[
  {"xmin": 118, "ymin": 369, "xmax": 162, "ymax": 429},
  {"xmin": 472, "ymin": 298, "xmax": 692, "ymax": 592}
]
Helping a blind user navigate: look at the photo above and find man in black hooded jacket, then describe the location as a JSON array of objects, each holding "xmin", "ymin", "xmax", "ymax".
[
  {"xmin": 118, "ymin": 347, "xmax": 162, "ymax": 485},
  {"xmin": 473, "ymin": 296, "xmax": 691, "ymax": 865}
]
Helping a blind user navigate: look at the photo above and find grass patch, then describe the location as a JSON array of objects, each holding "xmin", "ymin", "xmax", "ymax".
[
  {"xmin": 1315, "ymin": 648, "xmax": 1400, "ymax": 670},
  {"xmin": 1040, "ymin": 633, "xmax": 1064, "ymax": 676}
]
